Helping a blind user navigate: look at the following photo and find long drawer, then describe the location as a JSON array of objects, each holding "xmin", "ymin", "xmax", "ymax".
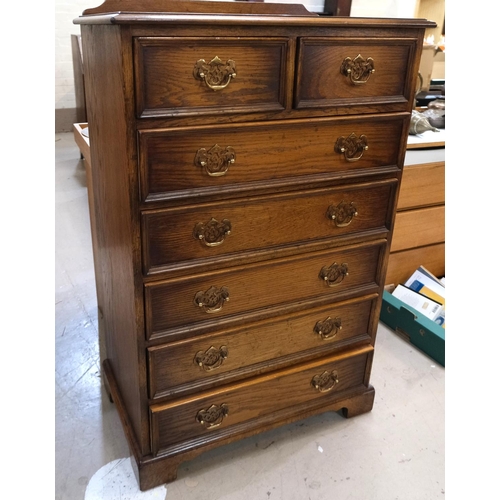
[
  {"xmin": 148, "ymin": 294, "xmax": 377, "ymax": 400},
  {"xmin": 385, "ymin": 243, "xmax": 445, "ymax": 287},
  {"xmin": 134, "ymin": 37, "xmax": 291, "ymax": 118},
  {"xmin": 145, "ymin": 241, "xmax": 384, "ymax": 340},
  {"xmin": 142, "ymin": 180, "xmax": 396, "ymax": 275},
  {"xmin": 138, "ymin": 115, "xmax": 406, "ymax": 203},
  {"xmin": 150, "ymin": 346, "xmax": 372, "ymax": 455},
  {"xmin": 391, "ymin": 205, "xmax": 445, "ymax": 252},
  {"xmin": 295, "ymin": 37, "xmax": 417, "ymax": 112},
  {"xmin": 398, "ymin": 159, "xmax": 445, "ymax": 210}
]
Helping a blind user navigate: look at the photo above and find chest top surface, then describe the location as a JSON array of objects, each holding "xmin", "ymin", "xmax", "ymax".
[{"xmin": 75, "ymin": 0, "xmax": 435, "ymax": 28}]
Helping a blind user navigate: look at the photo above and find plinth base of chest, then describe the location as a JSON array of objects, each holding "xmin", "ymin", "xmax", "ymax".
[{"xmin": 102, "ymin": 358, "xmax": 375, "ymax": 491}]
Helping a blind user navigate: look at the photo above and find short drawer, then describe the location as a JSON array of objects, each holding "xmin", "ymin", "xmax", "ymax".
[
  {"xmin": 145, "ymin": 241, "xmax": 384, "ymax": 340},
  {"xmin": 150, "ymin": 346, "xmax": 372, "ymax": 454},
  {"xmin": 139, "ymin": 115, "xmax": 406, "ymax": 202},
  {"xmin": 148, "ymin": 295, "xmax": 376, "ymax": 399},
  {"xmin": 142, "ymin": 179, "xmax": 397, "ymax": 275},
  {"xmin": 295, "ymin": 37, "xmax": 417, "ymax": 112},
  {"xmin": 134, "ymin": 37, "xmax": 290, "ymax": 118}
]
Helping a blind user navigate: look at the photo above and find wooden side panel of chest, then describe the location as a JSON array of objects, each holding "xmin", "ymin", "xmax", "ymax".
[{"xmin": 80, "ymin": 24, "xmax": 150, "ymax": 456}]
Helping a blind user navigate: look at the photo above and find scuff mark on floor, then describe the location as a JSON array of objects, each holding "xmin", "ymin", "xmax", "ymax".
[{"xmin": 85, "ymin": 457, "xmax": 167, "ymax": 499}]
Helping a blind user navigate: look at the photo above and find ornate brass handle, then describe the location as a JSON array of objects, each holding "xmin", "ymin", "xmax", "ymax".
[
  {"xmin": 335, "ymin": 133, "xmax": 368, "ymax": 162},
  {"xmin": 319, "ymin": 262, "xmax": 349, "ymax": 287},
  {"xmin": 196, "ymin": 403, "xmax": 229, "ymax": 429},
  {"xmin": 193, "ymin": 56, "xmax": 236, "ymax": 91},
  {"xmin": 194, "ymin": 286, "xmax": 230, "ymax": 313},
  {"xmin": 327, "ymin": 201, "xmax": 358, "ymax": 227},
  {"xmin": 311, "ymin": 370, "xmax": 339, "ymax": 392},
  {"xmin": 194, "ymin": 218, "xmax": 232, "ymax": 247},
  {"xmin": 314, "ymin": 317, "xmax": 342, "ymax": 340},
  {"xmin": 195, "ymin": 144, "xmax": 236, "ymax": 177},
  {"xmin": 194, "ymin": 345, "xmax": 228, "ymax": 371},
  {"xmin": 340, "ymin": 54, "xmax": 375, "ymax": 85}
]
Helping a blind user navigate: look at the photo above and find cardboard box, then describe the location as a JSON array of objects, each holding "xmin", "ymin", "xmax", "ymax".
[{"xmin": 380, "ymin": 290, "xmax": 445, "ymax": 366}]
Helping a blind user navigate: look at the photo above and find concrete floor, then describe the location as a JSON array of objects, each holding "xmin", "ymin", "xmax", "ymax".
[{"xmin": 55, "ymin": 131, "xmax": 445, "ymax": 500}]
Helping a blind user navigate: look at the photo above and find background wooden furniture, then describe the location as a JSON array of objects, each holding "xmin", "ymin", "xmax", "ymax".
[
  {"xmin": 71, "ymin": 35, "xmax": 87, "ymax": 124},
  {"xmin": 75, "ymin": 0, "xmax": 433, "ymax": 490},
  {"xmin": 322, "ymin": 0, "xmax": 352, "ymax": 16},
  {"xmin": 385, "ymin": 144, "xmax": 445, "ymax": 285},
  {"xmin": 72, "ymin": 123, "xmax": 90, "ymax": 167}
]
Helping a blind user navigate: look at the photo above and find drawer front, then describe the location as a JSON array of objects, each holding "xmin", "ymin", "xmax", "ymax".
[
  {"xmin": 398, "ymin": 161, "xmax": 445, "ymax": 210},
  {"xmin": 145, "ymin": 241, "xmax": 384, "ymax": 340},
  {"xmin": 385, "ymin": 243, "xmax": 445, "ymax": 288},
  {"xmin": 295, "ymin": 38, "xmax": 417, "ymax": 111},
  {"xmin": 139, "ymin": 115, "xmax": 406, "ymax": 202},
  {"xmin": 150, "ymin": 347, "xmax": 372, "ymax": 454},
  {"xmin": 148, "ymin": 295, "xmax": 376, "ymax": 399},
  {"xmin": 391, "ymin": 205, "xmax": 445, "ymax": 252},
  {"xmin": 134, "ymin": 37, "xmax": 290, "ymax": 118},
  {"xmin": 142, "ymin": 180, "xmax": 396, "ymax": 275}
]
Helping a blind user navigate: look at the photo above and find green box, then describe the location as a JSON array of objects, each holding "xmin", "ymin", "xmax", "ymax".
[{"xmin": 380, "ymin": 290, "xmax": 445, "ymax": 366}]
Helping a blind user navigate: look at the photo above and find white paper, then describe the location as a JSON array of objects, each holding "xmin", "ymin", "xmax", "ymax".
[{"xmin": 392, "ymin": 285, "xmax": 443, "ymax": 321}]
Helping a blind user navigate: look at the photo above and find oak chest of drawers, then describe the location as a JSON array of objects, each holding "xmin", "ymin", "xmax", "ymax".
[{"xmin": 75, "ymin": 0, "xmax": 434, "ymax": 490}]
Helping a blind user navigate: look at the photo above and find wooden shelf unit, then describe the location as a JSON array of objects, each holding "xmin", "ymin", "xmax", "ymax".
[{"xmin": 385, "ymin": 145, "xmax": 445, "ymax": 286}]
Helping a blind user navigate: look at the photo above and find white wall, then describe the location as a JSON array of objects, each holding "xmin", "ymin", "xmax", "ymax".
[
  {"xmin": 55, "ymin": 0, "xmax": 96, "ymax": 110},
  {"xmin": 351, "ymin": 0, "xmax": 418, "ymax": 18}
]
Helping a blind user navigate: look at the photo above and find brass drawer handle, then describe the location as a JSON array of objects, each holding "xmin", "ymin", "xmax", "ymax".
[
  {"xmin": 340, "ymin": 54, "xmax": 375, "ymax": 85},
  {"xmin": 194, "ymin": 345, "xmax": 228, "ymax": 371},
  {"xmin": 335, "ymin": 133, "xmax": 368, "ymax": 162},
  {"xmin": 196, "ymin": 403, "xmax": 229, "ymax": 429},
  {"xmin": 195, "ymin": 144, "xmax": 236, "ymax": 177},
  {"xmin": 194, "ymin": 218, "xmax": 232, "ymax": 247},
  {"xmin": 311, "ymin": 370, "xmax": 339, "ymax": 392},
  {"xmin": 193, "ymin": 56, "xmax": 236, "ymax": 91},
  {"xmin": 327, "ymin": 201, "xmax": 358, "ymax": 227},
  {"xmin": 194, "ymin": 286, "xmax": 230, "ymax": 313},
  {"xmin": 319, "ymin": 262, "xmax": 349, "ymax": 287},
  {"xmin": 314, "ymin": 316, "xmax": 342, "ymax": 340}
]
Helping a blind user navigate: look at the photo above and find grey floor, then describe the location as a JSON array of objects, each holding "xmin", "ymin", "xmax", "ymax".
[{"xmin": 55, "ymin": 131, "xmax": 445, "ymax": 500}]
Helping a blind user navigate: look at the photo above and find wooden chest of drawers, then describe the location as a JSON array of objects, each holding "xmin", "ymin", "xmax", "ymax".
[{"xmin": 75, "ymin": 0, "xmax": 434, "ymax": 490}]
